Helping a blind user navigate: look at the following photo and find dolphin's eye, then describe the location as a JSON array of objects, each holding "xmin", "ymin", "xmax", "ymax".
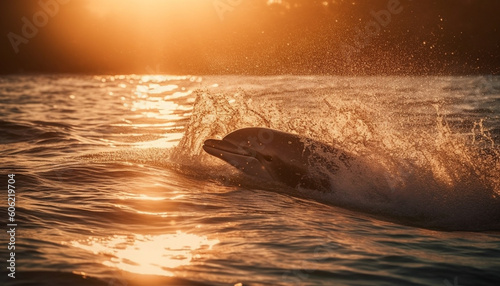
[{"xmin": 263, "ymin": 155, "xmax": 273, "ymax": 162}]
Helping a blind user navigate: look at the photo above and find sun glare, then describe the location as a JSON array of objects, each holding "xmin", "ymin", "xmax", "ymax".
[
  {"xmin": 71, "ymin": 231, "xmax": 219, "ymax": 276},
  {"xmin": 85, "ymin": 0, "xmax": 172, "ymax": 18}
]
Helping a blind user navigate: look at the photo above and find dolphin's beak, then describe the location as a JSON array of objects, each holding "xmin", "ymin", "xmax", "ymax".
[
  {"xmin": 203, "ymin": 139, "xmax": 274, "ymax": 180},
  {"xmin": 203, "ymin": 139, "xmax": 253, "ymax": 157}
]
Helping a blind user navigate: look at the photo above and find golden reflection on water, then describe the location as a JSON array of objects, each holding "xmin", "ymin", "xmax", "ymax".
[
  {"xmin": 70, "ymin": 75, "xmax": 219, "ymax": 276},
  {"xmin": 116, "ymin": 192, "xmax": 166, "ymax": 201},
  {"xmin": 68, "ymin": 75, "xmax": 217, "ymax": 277},
  {"xmin": 107, "ymin": 75, "xmax": 198, "ymax": 148},
  {"xmin": 71, "ymin": 231, "xmax": 219, "ymax": 276}
]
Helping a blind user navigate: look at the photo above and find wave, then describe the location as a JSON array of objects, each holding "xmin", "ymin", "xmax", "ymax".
[
  {"xmin": 169, "ymin": 89, "xmax": 500, "ymax": 231},
  {"xmin": 0, "ymin": 270, "xmax": 212, "ymax": 286},
  {"xmin": 0, "ymin": 119, "xmax": 74, "ymax": 145}
]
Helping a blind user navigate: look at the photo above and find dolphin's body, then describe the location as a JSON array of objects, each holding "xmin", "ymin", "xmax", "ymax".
[
  {"xmin": 203, "ymin": 127, "xmax": 352, "ymax": 192},
  {"xmin": 203, "ymin": 128, "xmax": 500, "ymax": 231}
]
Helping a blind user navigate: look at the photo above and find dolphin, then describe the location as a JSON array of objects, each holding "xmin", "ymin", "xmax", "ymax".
[
  {"xmin": 203, "ymin": 127, "xmax": 500, "ymax": 231},
  {"xmin": 202, "ymin": 127, "xmax": 352, "ymax": 192}
]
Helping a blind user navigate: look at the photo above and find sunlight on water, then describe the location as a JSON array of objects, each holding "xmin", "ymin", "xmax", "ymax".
[
  {"xmin": 2, "ymin": 75, "xmax": 500, "ymax": 285},
  {"xmin": 139, "ymin": 75, "xmax": 200, "ymax": 83},
  {"xmin": 135, "ymin": 84, "xmax": 179, "ymax": 95},
  {"xmin": 71, "ymin": 231, "xmax": 219, "ymax": 276},
  {"xmin": 99, "ymin": 74, "xmax": 198, "ymax": 148},
  {"xmin": 116, "ymin": 192, "xmax": 166, "ymax": 201},
  {"xmin": 112, "ymin": 190, "xmax": 186, "ymax": 218},
  {"xmin": 133, "ymin": 135, "xmax": 184, "ymax": 148},
  {"xmin": 131, "ymin": 97, "xmax": 184, "ymax": 120}
]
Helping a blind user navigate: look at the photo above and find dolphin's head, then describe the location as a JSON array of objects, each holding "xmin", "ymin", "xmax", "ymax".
[{"xmin": 203, "ymin": 128, "xmax": 309, "ymax": 187}]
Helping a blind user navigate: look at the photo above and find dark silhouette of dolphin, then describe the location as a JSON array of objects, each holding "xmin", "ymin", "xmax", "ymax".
[
  {"xmin": 203, "ymin": 128, "xmax": 500, "ymax": 231},
  {"xmin": 203, "ymin": 127, "xmax": 352, "ymax": 192}
]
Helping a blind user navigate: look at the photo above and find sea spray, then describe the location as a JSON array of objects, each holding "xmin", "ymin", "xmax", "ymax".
[{"xmin": 172, "ymin": 83, "xmax": 500, "ymax": 230}]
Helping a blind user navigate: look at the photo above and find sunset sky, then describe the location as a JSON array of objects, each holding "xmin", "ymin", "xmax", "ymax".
[{"xmin": 1, "ymin": 0, "xmax": 499, "ymax": 75}]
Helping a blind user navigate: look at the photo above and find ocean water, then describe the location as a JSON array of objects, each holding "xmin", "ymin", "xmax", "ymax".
[{"xmin": 0, "ymin": 74, "xmax": 499, "ymax": 286}]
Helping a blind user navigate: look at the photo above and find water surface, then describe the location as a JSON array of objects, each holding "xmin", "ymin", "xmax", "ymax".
[{"xmin": 1, "ymin": 75, "xmax": 499, "ymax": 285}]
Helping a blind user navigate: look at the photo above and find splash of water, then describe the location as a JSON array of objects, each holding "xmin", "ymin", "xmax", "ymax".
[{"xmin": 172, "ymin": 86, "xmax": 500, "ymax": 230}]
